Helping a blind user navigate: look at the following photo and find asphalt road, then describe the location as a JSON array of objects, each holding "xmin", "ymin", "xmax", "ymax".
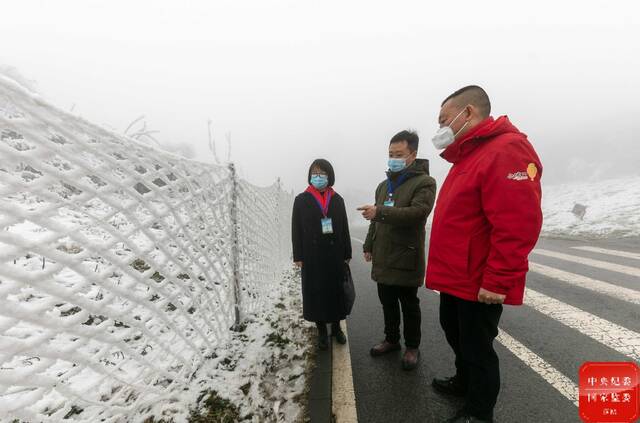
[{"xmin": 345, "ymin": 226, "xmax": 640, "ymax": 423}]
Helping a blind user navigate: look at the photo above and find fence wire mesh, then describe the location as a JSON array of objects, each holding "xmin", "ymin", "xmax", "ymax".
[{"xmin": 0, "ymin": 74, "xmax": 293, "ymax": 422}]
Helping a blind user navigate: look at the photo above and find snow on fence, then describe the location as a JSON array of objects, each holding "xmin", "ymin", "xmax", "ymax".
[{"xmin": 0, "ymin": 74, "xmax": 293, "ymax": 422}]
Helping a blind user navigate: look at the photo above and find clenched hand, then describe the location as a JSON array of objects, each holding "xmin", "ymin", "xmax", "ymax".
[{"xmin": 477, "ymin": 287, "xmax": 506, "ymax": 304}]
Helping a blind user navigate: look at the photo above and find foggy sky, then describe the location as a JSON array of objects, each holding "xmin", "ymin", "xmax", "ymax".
[{"xmin": 2, "ymin": 0, "xmax": 639, "ymax": 205}]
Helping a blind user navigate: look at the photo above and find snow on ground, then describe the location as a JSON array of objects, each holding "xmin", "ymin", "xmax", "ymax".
[
  {"xmin": 542, "ymin": 175, "xmax": 640, "ymax": 239},
  {"xmin": 185, "ymin": 269, "xmax": 314, "ymax": 423}
]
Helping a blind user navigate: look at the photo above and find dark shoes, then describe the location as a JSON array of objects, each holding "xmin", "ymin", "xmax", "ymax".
[
  {"xmin": 437, "ymin": 380, "xmax": 490, "ymax": 422},
  {"xmin": 370, "ymin": 341, "xmax": 419, "ymax": 371},
  {"xmin": 401, "ymin": 348, "xmax": 420, "ymax": 371},
  {"xmin": 369, "ymin": 340, "xmax": 402, "ymax": 356},
  {"xmin": 432, "ymin": 375, "xmax": 468, "ymax": 397},
  {"xmin": 317, "ymin": 322, "xmax": 346, "ymax": 350},
  {"xmin": 331, "ymin": 323, "xmax": 347, "ymax": 345},
  {"xmin": 446, "ymin": 410, "xmax": 493, "ymax": 423},
  {"xmin": 318, "ymin": 334, "xmax": 329, "ymax": 350},
  {"xmin": 333, "ymin": 328, "xmax": 347, "ymax": 345}
]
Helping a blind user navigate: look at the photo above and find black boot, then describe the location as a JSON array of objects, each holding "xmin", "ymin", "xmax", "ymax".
[
  {"xmin": 432, "ymin": 375, "xmax": 468, "ymax": 397},
  {"xmin": 446, "ymin": 409, "xmax": 493, "ymax": 423},
  {"xmin": 331, "ymin": 322, "xmax": 347, "ymax": 345},
  {"xmin": 316, "ymin": 322, "xmax": 329, "ymax": 350}
]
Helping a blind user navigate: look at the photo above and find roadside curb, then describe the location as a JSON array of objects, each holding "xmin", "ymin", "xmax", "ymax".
[
  {"xmin": 308, "ymin": 320, "xmax": 359, "ymax": 423},
  {"xmin": 308, "ymin": 336, "xmax": 332, "ymax": 422}
]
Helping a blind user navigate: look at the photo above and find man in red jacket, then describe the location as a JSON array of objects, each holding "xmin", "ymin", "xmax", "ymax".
[{"xmin": 425, "ymin": 86, "xmax": 543, "ymax": 423}]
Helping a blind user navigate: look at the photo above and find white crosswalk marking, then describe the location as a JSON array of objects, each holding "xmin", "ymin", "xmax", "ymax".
[
  {"xmin": 352, "ymin": 235, "xmax": 639, "ymax": 412},
  {"xmin": 496, "ymin": 329, "xmax": 578, "ymax": 406},
  {"xmin": 529, "ymin": 262, "xmax": 640, "ymax": 305},
  {"xmin": 533, "ymin": 248, "xmax": 640, "ymax": 278},
  {"xmin": 427, "ymin": 289, "xmax": 579, "ymax": 406},
  {"xmin": 524, "ymin": 288, "xmax": 640, "ymax": 361},
  {"xmin": 572, "ymin": 246, "xmax": 640, "ymax": 261}
]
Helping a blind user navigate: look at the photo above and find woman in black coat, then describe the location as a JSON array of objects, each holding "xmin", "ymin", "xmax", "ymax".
[{"xmin": 292, "ymin": 159, "xmax": 352, "ymax": 350}]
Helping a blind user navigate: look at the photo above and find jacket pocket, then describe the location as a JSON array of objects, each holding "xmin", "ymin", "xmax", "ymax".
[
  {"xmin": 467, "ymin": 229, "xmax": 490, "ymax": 280},
  {"xmin": 388, "ymin": 243, "xmax": 418, "ymax": 271},
  {"xmin": 431, "ymin": 232, "xmax": 470, "ymax": 280}
]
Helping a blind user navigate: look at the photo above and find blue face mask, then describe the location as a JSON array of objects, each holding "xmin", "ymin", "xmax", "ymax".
[
  {"xmin": 310, "ymin": 174, "xmax": 329, "ymax": 189},
  {"xmin": 388, "ymin": 158, "xmax": 407, "ymax": 173}
]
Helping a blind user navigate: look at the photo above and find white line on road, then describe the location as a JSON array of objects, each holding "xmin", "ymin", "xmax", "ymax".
[
  {"xmin": 353, "ymin": 237, "xmax": 602, "ymax": 407},
  {"xmin": 497, "ymin": 329, "xmax": 578, "ymax": 406},
  {"xmin": 533, "ymin": 248, "xmax": 640, "ymax": 278},
  {"xmin": 529, "ymin": 262, "xmax": 640, "ymax": 305},
  {"xmin": 333, "ymin": 320, "xmax": 358, "ymax": 423},
  {"xmin": 428, "ymin": 290, "xmax": 579, "ymax": 407},
  {"xmin": 571, "ymin": 246, "xmax": 640, "ymax": 261},
  {"xmin": 351, "ymin": 237, "xmax": 365, "ymax": 245},
  {"xmin": 525, "ymin": 288, "xmax": 640, "ymax": 361}
]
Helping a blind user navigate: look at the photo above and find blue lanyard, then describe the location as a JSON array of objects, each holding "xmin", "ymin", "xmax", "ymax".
[
  {"xmin": 386, "ymin": 173, "xmax": 409, "ymax": 196},
  {"xmin": 311, "ymin": 191, "xmax": 333, "ymax": 217}
]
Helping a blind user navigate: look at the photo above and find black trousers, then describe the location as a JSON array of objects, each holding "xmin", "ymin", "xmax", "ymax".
[
  {"xmin": 377, "ymin": 284, "xmax": 421, "ymax": 348},
  {"xmin": 439, "ymin": 292, "xmax": 503, "ymax": 421}
]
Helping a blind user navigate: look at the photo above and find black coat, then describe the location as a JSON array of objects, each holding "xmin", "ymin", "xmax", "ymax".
[{"xmin": 292, "ymin": 190, "xmax": 352, "ymax": 322}]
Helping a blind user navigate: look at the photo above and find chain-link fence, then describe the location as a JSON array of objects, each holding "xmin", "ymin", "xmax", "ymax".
[{"xmin": 0, "ymin": 73, "xmax": 293, "ymax": 421}]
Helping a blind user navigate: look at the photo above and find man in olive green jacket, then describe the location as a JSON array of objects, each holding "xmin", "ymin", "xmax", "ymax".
[{"xmin": 358, "ymin": 130, "xmax": 436, "ymax": 370}]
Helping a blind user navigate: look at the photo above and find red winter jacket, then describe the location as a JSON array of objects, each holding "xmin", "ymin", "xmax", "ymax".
[{"xmin": 425, "ymin": 116, "xmax": 542, "ymax": 305}]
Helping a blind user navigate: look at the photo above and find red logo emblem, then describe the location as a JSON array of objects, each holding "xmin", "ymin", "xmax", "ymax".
[{"xmin": 579, "ymin": 361, "xmax": 639, "ymax": 422}]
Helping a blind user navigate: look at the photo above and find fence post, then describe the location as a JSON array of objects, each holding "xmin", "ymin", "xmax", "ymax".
[
  {"xmin": 275, "ymin": 177, "xmax": 282, "ymax": 269},
  {"xmin": 229, "ymin": 163, "xmax": 242, "ymax": 329}
]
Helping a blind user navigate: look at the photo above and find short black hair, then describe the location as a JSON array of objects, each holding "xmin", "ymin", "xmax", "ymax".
[
  {"xmin": 308, "ymin": 159, "xmax": 335, "ymax": 186},
  {"xmin": 389, "ymin": 130, "xmax": 419, "ymax": 152},
  {"xmin": 441, "ymin": 85, "xmax": 491, "ymax": 118}
]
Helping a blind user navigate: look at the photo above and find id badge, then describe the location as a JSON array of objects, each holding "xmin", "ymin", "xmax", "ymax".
[
  {"xmin": 383, "ymin": 199, "xmax": 395, "ymax": 207},
  {"xmin": 321, "ymin": 217, "xmax": 334, "ymax": 234}
]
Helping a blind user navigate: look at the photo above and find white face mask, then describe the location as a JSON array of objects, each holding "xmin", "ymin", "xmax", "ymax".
[{"xmin": 431, "ymin": 107, "xmax": 469, "ymax": 150}]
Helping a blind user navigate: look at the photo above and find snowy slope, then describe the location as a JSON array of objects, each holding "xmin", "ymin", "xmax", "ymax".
[
  {"xmin": 349, "ymin": 175, "xmax": 640, "ymax": 240},
  {"xmin": 542, "ymin": 175, "xmax": 640, "ymax": 239}
]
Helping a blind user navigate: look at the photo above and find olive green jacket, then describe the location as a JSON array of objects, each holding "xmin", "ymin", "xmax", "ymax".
[{"xmin": 363, "ymin": 159, "xmax": 436, "ymax": 287}]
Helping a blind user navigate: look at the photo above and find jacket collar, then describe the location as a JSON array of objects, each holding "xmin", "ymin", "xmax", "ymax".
[
  {"xmin": 386, "ymin": 158, "xmax": 430, "ymax": 179},
  {"xmin": 440, "ymin": 116, "xmax": 519, "ymax": 164},
  {"xmin": 305, "ymin": 185, "xmax": 334, "ymax": 197}
]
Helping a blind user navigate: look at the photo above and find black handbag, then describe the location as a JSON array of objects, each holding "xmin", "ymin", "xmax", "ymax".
[{"xmin": 342, "ymin": 263, "xmax": 356, "ymax": 315}]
